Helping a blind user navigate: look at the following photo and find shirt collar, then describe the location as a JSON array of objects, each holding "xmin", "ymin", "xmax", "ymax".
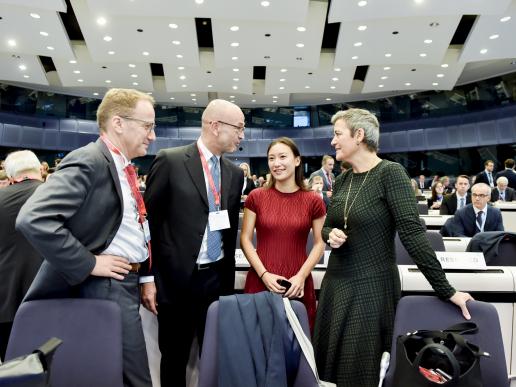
[
  {"xmin": 473, "ymin": 205, "xmax": 488, "ymax": 215},
  {"xmin": 456, "ymin": 193, "xmax": 467, "ymax": 200},
  {"xmin": 197, "ymin": 138, "xmax": 220, "ymax": 163}
]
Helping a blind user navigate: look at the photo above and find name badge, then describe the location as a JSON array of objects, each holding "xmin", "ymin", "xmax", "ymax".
[
  {"xmin": 142, "ymin": 220, "xmax": 151, "ymax": 243},
  {"xmin": 209, "ymin": 210, "xmax": 230, "ymax": 231},
  {"xmin": 435, "ymin": 251, "xmax": 486, "ymax": 270}
]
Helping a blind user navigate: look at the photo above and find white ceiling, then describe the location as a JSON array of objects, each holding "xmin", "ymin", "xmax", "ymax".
[{"xmin": 1, "ymin": 0, "xmax": 516, "ymax": 108}]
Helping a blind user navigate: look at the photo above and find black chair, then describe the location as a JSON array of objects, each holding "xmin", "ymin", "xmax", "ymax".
[
  {"xmin": 6, "ymin": 299, "xmax": 123, "ymax": 387},
  {"xmin": 467, "ymin": 231, "xmax": 516, "ymax": 266},
  {"xmin": 417, "ymin": 202, "xmax": 429, "ymax": 215},
  {"xmin": 395, "ymin": 231, "xmax": 445, "ymax": 264}
]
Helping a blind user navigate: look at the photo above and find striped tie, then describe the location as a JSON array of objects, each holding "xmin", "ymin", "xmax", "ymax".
[{"xmin": 207, "ymin": 156, "xmax": 222, "ymax": 262}]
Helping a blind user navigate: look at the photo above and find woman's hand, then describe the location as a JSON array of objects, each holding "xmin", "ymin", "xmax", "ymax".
[
  {"xmin": 449, "ymin": 291, "xmax": 474, "ymax": 320},
  {"xmin": 261, "ymin": 272, "xmax": 289, "ymax": 293},
  {"xmin": 328, "ymin": 228, "xmax": 347, "ymax": 248},
  {"xmin": 431, "ymin": 202, "xmax": 441, "ymax": 209},
  {"xmin": 284, "ymin": 273, "xmax": 305, "ymax": 299}
]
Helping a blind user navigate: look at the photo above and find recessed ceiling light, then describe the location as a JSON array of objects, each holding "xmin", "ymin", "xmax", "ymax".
[
  {"xmin": 279, "ymin": 78, "xmax": 286, "ymax": 82},
  {"xmin": 384, "ymin": 66, "xmax": 391, "ymax": 70},
  {"xmin": 351, "ymin": 56, "xmax": 358, "ymax": 60},
  {"xmin": 169, "ymin": 97, "xmax": 175, "ymax": 100},
  {"xmin": 177, "ymin": 66, "xmax": 185, "ymax": 70},
  {"xmin": 489, "ymin": 34, "xmax": 499, "ymax": 40},
  {"xmin": 500, "ymin": 16, "xmax": 511, "ymax": 22},
  {"xmin": 147, "ymin": 92, "xmax": 152, "ymax": 95},
  {"xmin": 358, "ymin": 1, "xmax": 367, "ymax": 6},
  {"xmin": 23, "ymin": 74, "xmax": 29, "ymax": 79},
  {"xmin": 405, "ymin": 82, "xmax": 411, "ymax": 86},
  {"xmin": 73, "ymin": 70, "xmax": 80, "ymax": 74},
  {"xmin": 332, "ymin": 77, "xmax": 339, "ymax": 81},
  {"xmin": 40, "ymin": 31, "xmax": 49, "ymax": 37},
  {"xmin": 432, "ymin": 82, "xmax": 438, "ymax": 86},
  {"xmin": 261, "ymin": 1, "xmax": 270, "ymax": 7},
  {"xmin": 334, "ymin": 68, "xmax": 341, "ymax": 72},
  {"xmin": 381, "ymin": 76, "xmax": 388, "ymax": 80},
  {"xmin": 233, "ymin": 68, "xmax": 239, "ymax": 72},
  {"xmin": 280, "ymin": 68, "xmax": 287, "ymax": 72},
  {"xmin": 424, "ymin": 39, "xmax": 432, "ymax": 44},
  {"xmin": 108, "ymin": 51, "xmax": 115, "ymax": 55},
  {"xmin": 252, "ymin": 99, "xmax": 256, "ymax": 102},
  {"xmin": 192, "ymin": 98, "xmax": 197, "ymax": 101},
  {"xmin": 103, "ymin": 36, "xmax": 112, "ymax": 42},
  {"xmin": 207, "ymin": 84, "xmax": 213, "ymax": 88},
  {"xmin": 233, "ymin": 78, "xmax": 239, "ymax": 81},
  {"xmin": 46, "ymin": 46, "xmax": 54, "ymax": 50},
  {"xmin": 132, "ymin": 82, "xmax": 139, "ymax": 86},
  {"xmin": 93, "ymin": 92, "xmax": 99, "ymax": 96},
  {"xmin": 179, "ymin": 75, "xmax": 186, "ymax": 80},
  {"xmin": 230, "ymin": 42, "xmax": 239, "ymax": 47},
  {"xmin": 419, "ymin": 53, "xmax": 427, "ymax": 57},
  {"xmin": 273, "ymin": 96, "xmax": 278, "ymax": 99},
  {"xmin": 191, "ymin": 93, "xmax": 196, "ymax": 96},
  {"xmin": 385, "ymin": 53, "xmax": 392, "ymax": 57},
  {"xmin": 131, "ymin": 74, "xmax": 138, "ymax": 78},
  {"xmin": 358, "ymin": 25, "xmax": 367, "ymax": 31},
  {"xmin": 30, "ymin": 13, "xmax": 40, "ymax": 19},
  {"xmin": 169, "ymin": 23, "xmax": 178, "ymax": 29},
  {"xmin": 480, "ymin": 48, "xmax": 488, "ymax": 54},
  {"xmin": 272, "ymin": 100, "xmax": 278, "ymax": 103},
  {"xmin": 232, "ymin": 86, "xmax": 238, "ymax": 90},
  {"xmin": 97, "ymin": 17, "xmax": 106, "ymax": 26},
  {"xmin": 305, "ymin": 85, "xmax": 310, "ymax": 89},
  {"xmin": 297, "ymin": 26, "xmax": 306, "ymax": 32},
  {"xmin": 414, "ymin": 0, "xmax": 424, "ymax": 4},
  {"xmin": 330, "ymin": 86, "xmax": 336, "ymax": 89},
  {"xmin": 232, "ymin": 56, "xmax": 238, "ymax": 60},
  {"xmin": 7, "ymin": 39, "xmax": 16, "ymax": 47},
  {"xmin": 230, "ymin": 95, "xmax": 235, "ymax": 98},
  {"xmin": 105, "ymin": 80, "xmax": 111, "ymax": 83},
  {"xmin": 353, "ymin": 42, "xmax": 363, "ymax": 47},
  {"xmin": 195, "ymin": 0, "xmax": 204, "ymax": 4},
  {"xmin": 172, "ymin": 40, "xmax": 181, "ymax": 45},
  {"xmin": 128, "ymin": 64, "xmax": 136, "ymax": 68},
  {"xmin": 378, "ymin": 84, "xmax": 384, "ymax": 88},
  {"xmin": 77, "ymin": 79, "xmax": 84, "ymax": 82},
  {"xmin": 279, "ymin": 86, "xmax": 285, "ymax": 90},
  {"xmin": 436, "ymin": 74, "xmax": 444, "ymax": 77},
  {"xmin": 296, "ymin": 43, "xmax": 305, "ymax": 48},
  {"xmin": 181, "ymin": 84, "xmax": 187, "ymax": 88},
  {"xmin": 230, "ymin": 26, "xmax": 239, "ymax": 32},
  {"xmin": 142, "ymin": 51, "xmax": 150, "ymax": 56},
  {"xmin": 18, "ymin": 64, "xmax": 27, "ymax": 71},
  {"xmin": 441, "ymin": 63, "xmax": 448, "ymax": 68},
  {"xmin": 69, "ymin": 60, "xmax": 77, "ymax": 64},
  {"xmin": 176, "ymin": 54, "xmax": 183, "ymax": 58},
  {"xmin": 326, "ymin": 98, "xmax": 332, "ymax": 101}
]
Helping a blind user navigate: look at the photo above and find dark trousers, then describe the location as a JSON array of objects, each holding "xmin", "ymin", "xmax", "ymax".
[
  {"xmin": 157, "ymin": 262, "xmax": 225, "ymax": 387},
  {"xmin": 79, "ymin": 273, "xmax": 152, "ymax": 387},
  {"xmin": 0, "ymin": 322, "xmax": 12, "ymax": 362}
]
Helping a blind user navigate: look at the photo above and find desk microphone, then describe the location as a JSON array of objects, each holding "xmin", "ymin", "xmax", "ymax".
[{"xmin": 377, "ymin": 351, "xmax": 390, "ymax": 387}]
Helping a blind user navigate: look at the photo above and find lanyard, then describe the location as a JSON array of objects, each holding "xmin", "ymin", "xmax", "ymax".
[{"xmin": 197, "ymin": 143, "xmax": 221, "ymax": 209}]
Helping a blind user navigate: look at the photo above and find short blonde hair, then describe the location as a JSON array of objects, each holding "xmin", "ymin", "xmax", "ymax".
[
  {"xmin": 96, "ymin": 88, "xmax": 155, "ymax": 133},
  {"xmin": 331, "ymin": 108, "xmax": 380, "ymax": 152}
]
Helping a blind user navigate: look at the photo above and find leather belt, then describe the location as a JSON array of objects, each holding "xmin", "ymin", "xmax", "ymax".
[{"xmin": 196, "ymin": 259, "xmax": 224, "ymax": 271}]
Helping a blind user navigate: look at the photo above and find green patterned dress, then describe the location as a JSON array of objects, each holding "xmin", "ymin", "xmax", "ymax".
[{"xmin": 313, "ymin": 160, "xmax": 455, "ymax": 387}]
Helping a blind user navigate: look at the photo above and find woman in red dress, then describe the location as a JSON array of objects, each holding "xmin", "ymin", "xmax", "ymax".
[{"xmin": 240, "ymin": 137, "xmax": 326, "ymax": 329}]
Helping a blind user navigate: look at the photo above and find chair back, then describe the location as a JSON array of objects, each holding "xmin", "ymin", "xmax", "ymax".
[
  {"xmin": 384, "ymin": 296, "xmax": 508, "ymax": 387},
  {"xmin": 198, "ymin": 299, "xmax": 317, "ymax": 387},
  {"xmin": 6, "ymin": 299, "xmax": 123, "ymax": 387},
  {"xmin": 417, "ymin": 202, "xmax": 429, "ymax": 214},
  {"xmin": 467, "ymin": 232, "xmax": 516, "ymax": 266},
  {"xmin": 395, "ymin": 231, "xmax": 445, "ymax": 264}
]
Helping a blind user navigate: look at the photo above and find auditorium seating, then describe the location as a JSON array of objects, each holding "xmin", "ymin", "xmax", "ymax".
[{"xmin": 395, "ymin": 231, "xmax": 445, "ymax": 264}]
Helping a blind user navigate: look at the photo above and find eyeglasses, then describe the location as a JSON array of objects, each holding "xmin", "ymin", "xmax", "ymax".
[
  {"xmin": 471, "ymin": 193, "xmax": 489, "ymax": 198},
  {"xmin": 120, "ymin": 116, "xmax": 156, "ymax": 133},
  {"xmin": 213, "ymin": 120, "xmax": 245, "ymax": 134}
]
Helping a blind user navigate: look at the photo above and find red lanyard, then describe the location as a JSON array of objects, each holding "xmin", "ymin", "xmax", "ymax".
[{"xmin": 197, "ymin": 143, "xmax": 221, "ymax": 208}]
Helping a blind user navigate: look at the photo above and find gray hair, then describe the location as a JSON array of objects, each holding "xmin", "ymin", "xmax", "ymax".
[
  {"xmin": 5, "ymin": 150, "xmax": 41, "ymax": 178},
  {"xmin": 331, "ymin": 108, "xmax": 380, "ymax": 152},
  {"xmin": 472, "ymin": 182, "xmax": 491, "ymax": 195},
  {"xmin": 497, "ymin": 176, "xmax": 508, "ymax": 185}
]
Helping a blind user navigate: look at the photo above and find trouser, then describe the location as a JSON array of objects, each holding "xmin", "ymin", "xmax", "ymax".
[{"xmin": 80, "ymin": 273, "xmax": 152, "ymax": 387}]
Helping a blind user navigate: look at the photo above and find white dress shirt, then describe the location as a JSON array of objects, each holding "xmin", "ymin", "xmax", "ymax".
[{"xmin": 473, "ymin": 205, "xmax": 488, "ymax": 232}]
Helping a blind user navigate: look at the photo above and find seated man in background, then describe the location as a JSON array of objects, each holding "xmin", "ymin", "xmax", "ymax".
[
  {"xmin": 0, "ymin": 170, "xmax": 9, "ymax": 189},
  {"xmin": 491, "ymin": 176, "xmax": 515, "ymax": 202},
  {"xmin": 440, "ymin": 175, "xmax": 471, "ymax": 215},
  {"xmin": 0, "ymin": 150, "xmax": 44, "ymax": 361},
  {"xmin": 451, "ymin": 183, "xmax": 504, "ymax": 237}
]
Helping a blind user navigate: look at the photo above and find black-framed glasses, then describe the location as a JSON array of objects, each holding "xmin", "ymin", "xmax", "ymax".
[
  {"xmin": 213, "ymin": 120, "xmax": 245, "ymax": 134},
  {"xmin": 120, "ymin": 116, "xmax": 156, "ymax": 133},
  {"xmin": 471, "ymin": 193, "xmax": 489, "ymax": 198}
]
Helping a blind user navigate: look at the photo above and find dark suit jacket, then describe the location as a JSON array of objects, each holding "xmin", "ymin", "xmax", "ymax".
[
  {"xmin": 440, "ymin": 192, "xmax": 471, "ymax": 215},
  {"xmin": 0, "ymin": 179, "xmax": 43, "ymax": 322},
  {"xmin": 491, "ymin": 187, "xmax": 516, "ymax": 202},
  {"xmin": 242, "ymin": 177, "xmax": 255, "ymax": 196},
  {"xmin": 17, "ymin": 139, "xmax": 149, "ymax": 300},
  {"xmin": 144, "ymin": 142, "xmax": 243, "ymax": 304},
  {"xmin": 453, "ymin": 204, "xmax": 504, "ymax": 237},
  {"xmin": 475, "ymin": 170, "xmax": 494, "ymax": 186},
  {"xmin": 309, "ymin": 168, "xmax": 334, "ymax": 194},
  {"xmin": 495, "ymin": 169, "xmax": 516, "ymax": 190}
]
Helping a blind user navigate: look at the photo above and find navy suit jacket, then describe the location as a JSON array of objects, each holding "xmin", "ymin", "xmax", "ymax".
[
  {"xmin": 453, "ymin": 204, "xmax": 504, "ymax": 237},
  {"xmin": 440, "ymin": 192, "xmax": 471, "ymax": 215},
  {"xmin": 495, "ymin": 169, "xmax": 516, "ymax": 190},
  {"xmin": 491, "ymin": 187, "xmax": 516, "ymax": 202},
  {"xmin": 475, "ymin": 170, "xmax": 495, "ymax": 186}
]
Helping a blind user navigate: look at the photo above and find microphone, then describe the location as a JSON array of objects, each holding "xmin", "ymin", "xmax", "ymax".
[{"xmin": 377, "ymin": 351, "xmax": 391, "ymax": 387}]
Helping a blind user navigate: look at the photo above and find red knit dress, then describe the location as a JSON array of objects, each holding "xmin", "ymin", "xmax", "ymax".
[{"xmin": 243, "ymin": 187, "xmax": 326, "ymax": 329}]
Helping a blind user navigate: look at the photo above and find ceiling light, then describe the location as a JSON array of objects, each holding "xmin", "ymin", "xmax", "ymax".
[
  {"xmin": 172, "ymin": 40, "xmax": 181, "ymax": 45},
  {"xmin": 296, "ymin": 43, "xmax": 305, "ymax": 48},
  {"xmin": 330, "ymin": 86, "xmax": 336, "ymax": 89},
  {"xmin": 142, "ymin": 51, "xmax": 150, "ymax": 56},
  {"xmin": 7, "ymin": 39, "xmax": 17, "ymax": 47},
  {"xmin": 230, "ymin": 26, "xmax": 239, "ymax": 31},
  {"xmin": 353, "ymin": 42, "xmax": 362, "ymax": 47},
  {"xmin": 128, "ymin": 64, "xmax": 136, "ymax": 68},
  {"xmin": 30, "ymin": 13, "xmax": 40, "ymax": 19},
  {"xmin": 147, "ymin": 92, "xmax": 152, "ymax": 95},
  {"xmin": 232, "ymin": 86, "xmax": 238, "ymax": 90},
  {"xmin": 18, "ymin": 64, "xmax": 27, "ymax": 71},
  {"xmin": 108, "ymin": 51, "xmax": 115, "ymax": 55},
  {"xmin": 232, "ymin": 56, "xmax": 238, "ymax": 60},
  {"xmin": 179, "ymin": 75, "xmax": 186, "ymax": 80},
  {"xmin": 326, "ymin": 98, "xmax": 332, "ymax": 101},
  {"xmin": 169, "ymin": 97, "xmax": 175, "ymax": 100},
  {"xmin": 384, "ymin": 66, "xmax": 391, "ymax": 70},
  {"xmin": 405, "ymin": 82, "xmax": 411, "ymax": 86},
  {"xmin": 261, "ymin": 1, "xmax": 270, "ymax": 7},
  {"xmin": 233, "ymin": 68, "xmax": 239, "ymax": 72},
  {"xmin": 69, "ymin": 60, "xmax": 77, "ymax": 64},
  {"xmin": 480, "ymin": 49, "xmax": 488, "ymax": 54},
  {"xmin": 46, "ymin": 46, "xmax": 54, "ymax": 50},
  {"xmin": 305, "ymin": 85, "xmax": 310, "ymax": 89},
  {"xmin": 419, "ymin": 53, "xmax": 427, "ymax": 57},
  {"xmin": 436, "ymin": 74, "xmax": 444, "ymax": 77},
  {"xmin": 297, "ymin": 27, "xmax": 306, "ymax": 32},
  {"xmin": 233, "ymin": 78, "xmax": 239, "ymax": 81},
  {"xmin": 432, "ymin": 82, "xmax": 438, "ymax": 86},
  {"xmin": 414, "ymin": 0, "xmax": 424, "ymax": 4},
  {"xmin": 500, "ymin": 16, "xmax": 511, "ymax": 22},
  {"xmin": 280, "ymin": 68, "xmax": 287, "ymax": 72},
  {"xmin": 195, "ymin": 0, "xmax": 204, "ymax": 4},
  {"xmin": 77, "ymin": 79, "xmax": 84, "ymax": 82},
  {"xmin": 252, "ymin": 99, "xmax": 256, "ymax": 102},
  {"xmin": 178, "ymin": 66, "xmax": 185, "ymax": 70},
  {"xmin": 97, "ymin": 17, "xmax": 107, "ymax": 26},
  {"xmin": 192, "ymin": 98, "xmax": 197, "ymax": 101},
  {"xmin": 332, "ymin": 77, "xmax": 339, "ymax": 81},
  {"xmin": 279, "ymin": 86, "xmax": 285, "ymax": 90},
  {"xmin": 169, "ymin": 23, "xmax": 178, "ymax": 29},
  {"xmin": 273, "ymin": 96, "xmax": 278, "ymax": 98},
  {"xmin": 358, "ymin": 1, "xmax": 367, "ymax": 6},
  {"xmin": 230, "ymin": 42, "xmax": 239, "ymax": 47},
  {"xmin": 424, "ymin": 39, "xmax": 432, "ymax": 44},
  {"xmin": 352, "ymin": 56, "xmax": 358, "ymax": 60},
  {"xmin": 176, "ymin": 54, "xmax": 183, "ymax": 58},
  {"xmin": 132, "ymin": 82, "xmax": 139, "ymax": 86},
  {"xmin": 105, "ymin": 80, "xmax": 111, "ymax": 83},
  {"xmin": 280, "ymin": 78, "xmax": 286, "ymax": 82},
  {"xmin": 181, "ymin": 84, "xmax": 187, "ymax": 88},
  {"xmin": 381, "ymin": 76, "xmax": 388, "ymax": 80},
  {"xmin": 230, "ymin": 95, "xmax": 235, "ymax": 98},
  {"xmin": 441, "ymin": 63, "xmax": 448, "ymax": 68},
  {"xmin": 191, "ymin": 93, "xmax": 196, "ymax": 96},
  {"xmin": 103, "ymin": 36, "xmax": 112, "ymax": 42},
  {"xmin": 93, "ymin": 92, "xmax": 99, "ymax": 96},
  {"xmin": 73, "ymin": 70, "xmax": 80, "ymax": 74},
  {"xmin": 208, "ymin": 84, "xmax": 213, "ymax": 88},
  {"xmin": 131, "ymin": 74, "xmax": 138, "ymax": 78},
  {"xmin": 378, "ymin": 84, "xmax": 384, "ymax": 88},
  {"xmin": 489, "ymin": 34, "xmax": 499, "ymax": 40},
  {"xmin": 23, "ymin": 75, "xmax": 29, "ymax": 79},
  {"xmin": 385, "ymin": 53, "xmax": 392, "ymax": 57},
  {"xmin": 334, "ymin": 68, "xmax": 341, "ymax": 72},
  {"xmin": 40, "ymin": 31, "xmax": 49, "ymax": 37}
]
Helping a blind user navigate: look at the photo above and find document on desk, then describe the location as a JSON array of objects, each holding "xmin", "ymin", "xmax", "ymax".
[{"xmin": 435, "ymin": 251, "xmax": 486, "ymax": 270}]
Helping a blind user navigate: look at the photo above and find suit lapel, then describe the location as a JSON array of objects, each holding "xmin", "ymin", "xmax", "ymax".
[
  {"xmin": 220, "ymin": 157, "xmax": 232, "ymax": 210},
  {"xmin": 97, "ymin": 139, "xmax": 123, "ymax": 206},
  {"xmin": 184, "ymin": 143, "xmax": 209, "ymax": 208}
]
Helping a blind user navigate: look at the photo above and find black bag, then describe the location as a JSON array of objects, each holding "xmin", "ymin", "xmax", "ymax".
[
  {"xmin": 392, "ymin": 322, "xmax": 489, "ymax": 386},
  {"xmin": 0, "ymin": 337, "xmax": 62, "ymax": 387}
]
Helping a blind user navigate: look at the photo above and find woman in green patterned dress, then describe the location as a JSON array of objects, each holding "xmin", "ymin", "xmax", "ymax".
[{"xmin": 312, "ymin": 108, "xmax": 473, "ymax": 387}]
